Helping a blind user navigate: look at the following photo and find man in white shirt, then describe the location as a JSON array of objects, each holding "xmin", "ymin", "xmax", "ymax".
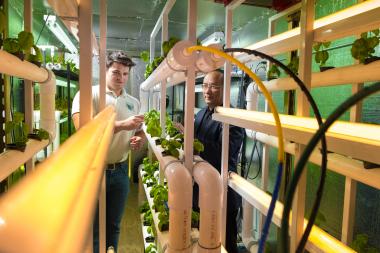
[{"xmin": 72, "ymin": 51, "xmax": 145, "ymax": 252}]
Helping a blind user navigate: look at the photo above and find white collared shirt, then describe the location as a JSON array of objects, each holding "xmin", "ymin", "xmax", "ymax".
[{"xmin": 72, "ymin": 85, "xmax": 140, "ymax": 163}]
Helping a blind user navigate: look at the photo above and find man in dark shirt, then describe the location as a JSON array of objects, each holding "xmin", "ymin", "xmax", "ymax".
[{"xmin": 194, "ymin": 70, "xmax": 244, "ymax": 253}]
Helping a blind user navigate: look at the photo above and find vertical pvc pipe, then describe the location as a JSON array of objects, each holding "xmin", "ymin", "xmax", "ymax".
[
  {"xmin": 193, "ymin": 160, "xmax": 222, "ymax": 252},
  {"xmin": 98, "ymin": 0, "xmax": 107, "ymax": 252},
  {"xmin": 24, "ymin": 0, "xmax": 34, "ymax": 172},
  {"xmin": 219, "ymin": 6, "xmax": 233, "ymax": 247},
  {"xmin": 291, "ymin": 0, "xmax": 314, "ymax": 251},
  {"xmin": 79, "ymin": 0, "xmax": 93, "ymax": 128},
  {"xmin": 165, "ymin": 160, "xmax": 193, "ymax": 253},
  {"xmin": 183, "ymin": 0, "xmax": 196, "ymax": 171}
]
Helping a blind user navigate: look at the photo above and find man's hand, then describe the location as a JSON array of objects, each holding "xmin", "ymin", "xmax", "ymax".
[
  {"xmin": 130, "ymin": 135, "xmax": 143, "ymax": 150},
  {"xmin": 115, "ymin": 114, "xmax": 144, "ymax": 133},
  {"xmin": 174, "ymin": 122, "xmax": 184, "ymax": 134}
]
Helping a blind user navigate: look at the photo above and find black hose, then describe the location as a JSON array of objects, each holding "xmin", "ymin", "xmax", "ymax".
[
  {"xmin": 223, "ymin": 48, "xmax": 327, "ymax": 252},
  {"xmin": 281, "ymin": 82, "xmax": 380, "ymax": 252}
]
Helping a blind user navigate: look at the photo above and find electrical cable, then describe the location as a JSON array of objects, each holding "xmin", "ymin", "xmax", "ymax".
[
  {"xmin": 186, "ymin": 46, "xmax": 285, "ymax": 162},
  {"xmin": 186, "ymin": 45, "xmax": 285, "ymax": 253},
  {"xmin": 36, "ymin": 14, "xmax": 50, "ymax": 44},
  {"xmin": 223, "ymin": 48, "xmax": 328, "ymax": 253},
  {"xmin": 281, "ymin": 82, "xmax": 380, "ymax": 253}
]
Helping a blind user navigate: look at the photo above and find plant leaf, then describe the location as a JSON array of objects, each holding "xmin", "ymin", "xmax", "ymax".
[{"xmin": 18, "ymin": 31, "xmax": 34, "ymax": 51}]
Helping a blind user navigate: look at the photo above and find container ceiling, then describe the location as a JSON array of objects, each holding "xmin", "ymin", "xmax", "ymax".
[{"xmin": 11, "ymin": 0, "xmax": 276, "ymax": 58}]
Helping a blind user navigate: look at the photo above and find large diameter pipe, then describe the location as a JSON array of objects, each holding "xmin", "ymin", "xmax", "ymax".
[
  {"xmin": 196, "ymin": 44, "xmax": 225, "ymax": 73},
  {"xmin": 141, "ymin": 40, "xmax": 197, "ymax": 91},
  {"xmin": 263, "ymin": 60, "xmax": 380, "ymax": 92},
  {"xmin": 0, "ymin": 50, "xmax": 49, "ymax": 82},
  {"xmin": 164, "ymin": 157, "xmax": 193, "ymax": 253},
  {"xmin": 193, "ymin": 159, "xmax": 222, "ymax": 252}
]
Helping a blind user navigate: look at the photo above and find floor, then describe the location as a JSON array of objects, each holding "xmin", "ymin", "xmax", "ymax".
[{"xmin": 118, "ymin": 180, "xmax": 145, "ymax": 253}]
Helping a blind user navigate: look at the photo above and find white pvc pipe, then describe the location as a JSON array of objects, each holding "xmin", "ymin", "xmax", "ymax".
[
  {"xmin": 164, "ymin": 157, "xmax": 193, "ymax": 253},
  {"xmin": 40, "ymin": 70, "xmax": 57, "ymax": 139},
  {"xmin": 193, "ymin": 158, "xmax": 222, "ymax": 252},
  {"xmin": 241, "ymin": 200, "xmax": 256, "ymax": 252},
  {"xmin": 245, "ymin": 82, "xmax": 258, "ymax": 111},
  {"xmin": 0, "ymin": 50, "xmax": 49, "ymax": 82},
  {"xmin": 141, "ymin": 40, "xmax": 197, "ymax": 91},
  {"xmin": 241, "ymin": 82, "xmax": 259, "ymax": 252},
  {"xmin": 0, "ymin": 50, "xmax": 56, "ymax": 180},
  {"xmin": 196, "ymin": 44, "xmax": 225, "ymax": 73},
  {"xmin": 0, "ymin": 139, "xmax": 49, "ymax": 181},
  {"xmin": 263, "ymin": 60, "xmax": 380, "ymax": 92}
]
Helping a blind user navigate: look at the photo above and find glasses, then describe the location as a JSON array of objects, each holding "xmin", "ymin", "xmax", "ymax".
[{"xmin": 202, "ymin": 83, "xmax": 222, "ymax": 90}]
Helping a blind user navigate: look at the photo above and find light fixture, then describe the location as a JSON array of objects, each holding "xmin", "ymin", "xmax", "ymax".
[
  {"xmin": 201, "ymin": 31, "xmax": 224, "ymax": 46},
  {"xmin": 44, "ymin": 15, "xmax": 78, "ymax": 54}
]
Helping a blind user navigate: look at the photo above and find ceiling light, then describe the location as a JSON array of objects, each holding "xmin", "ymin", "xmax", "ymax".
[
  {"xmin": 201, "ymin": 31, "xmax": 224, "ymax": 46},
  {"xmin": 44, "ymin": 15, "xmax": 78, "ymax": 54}
]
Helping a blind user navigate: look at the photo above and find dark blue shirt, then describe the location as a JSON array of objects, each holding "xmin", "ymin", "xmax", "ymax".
[{"xmin": 193, "ymin": 107, "xmax": 245, "ymax": 210}]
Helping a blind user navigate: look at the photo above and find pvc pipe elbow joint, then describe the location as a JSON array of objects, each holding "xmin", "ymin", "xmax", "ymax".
[
  {"xmin": 196, "ymin": 44, "xmax": 225, "ymax": 73},
  {"xmin": 193, "ymin": 161, "xmax": 222, "ymax": 210},
  {"xmin": 165, "ymin": 161, "xmax": 193, "ymax": 210},
  {"xmin": 166, "ymin": 40, "xmax": 197, "ymax": 71}
]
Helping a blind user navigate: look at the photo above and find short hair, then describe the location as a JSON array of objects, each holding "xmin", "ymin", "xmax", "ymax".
[
  {"xmin": 205, "ymin": 70, "xmax": 224, "ymax": 86},
  {"xmin": 106, "ymin": 51, "xmax": 136, "ymax": 69}
]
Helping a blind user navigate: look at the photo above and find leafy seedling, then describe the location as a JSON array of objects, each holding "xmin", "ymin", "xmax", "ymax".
[
  {"xmin": 267, "ymin": 64, "xmax": 280, "ymax": 80},
  {"xmin": 161, "ymin": 138, "xmax": 181, "ymax": 158},
  {"xmin": 191, "ymin": 210, "xmax": 200, "ymax": 228},
  {"xmin": 351, "ymin": 29, "xmax": 380, "ymax": 64},
  {"xmin": 139, "ymin": 201, "xmax": 150, "ymax": 214},
  {"xmin": 158, "ymin": 210, "xmax": 169, "ymax": 232},
  {"xmin": 314, "ymin": 41, "xmax": 332, "ymax": 70},
  {"xmin": 5, "ymin": 112, "xmax": 29, "ymax": 151},
  {"xmin": 145, "ymin": 244, "xmax": 157, "ymax": 253}
]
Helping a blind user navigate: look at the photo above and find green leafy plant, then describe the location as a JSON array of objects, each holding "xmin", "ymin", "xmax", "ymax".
[
  {"xmin": 5, "ymin": 112, "xmax": 29, "ymax": 150},
  {"xmin": 142, "ymin": 158, "xmax": 159, "ymax": 176},
  {"xmin": 145, "ymin": 244, "xmax": 157, "ymax": 253},
  {"xmin": 140, "ymin": 50, "xmax": 149, "ymax": 62},
  {"xmin": 314, "ymin": 41, "xmax": 331, "ymax": 67},
  {"xmin": 351, "ymin": 29, "xmax": 380, "ymax": 64},
  {"xmin": 191, "ymin": 210, "xmax": 200, "ymax": 228},
  {"xmin": 162, "ymin": 37, "xmax": 180, "ymax": 57},
  {"xmin": 152, "ymin": 186, "xmax": 168, "ymax": 212},
  {"xmin": 267, "ymin": 64, "xmax": 280, "ymax": 80},
  {"xmin": 161, "ymin": 138, "xmax": 182, "ymax": 158},
  {"xmin": 3, "ymin": 31, "xmax": 40, "ymax": 65},
  {"xmin": 351, "ymin": 234, "xmax": 380, "ymax": 253},
  {"xmin": 29, "ymin": 128, "xmax": 50, "ymax": 141},
  {"xmin": 143, "ymin": 174, "xmax": 158, "ymax": 187},
  {"xmin": 287, "ymin": 55, "xmax": 299, "ymax": 75},
  {"xmin": 144, "ymin": 110, "xmax": 162, "ymax": 138},
  {"xmin": 158, "ymin": 210, "xmax": 169, "ymax": 232},
  {"xmin": 193, "ymin": 139, "xmax": 204, "ymax": 154},
  {"xmin": 150, "ymin": 184, "xmax": 167, "ymax": 198},
  {"xmin": 143, "ymin": 209, "xmax": 153, "ymax": 226},
  {"xmin": 139, "ymin": 201, "xmax": 150, "ymax": 214}
]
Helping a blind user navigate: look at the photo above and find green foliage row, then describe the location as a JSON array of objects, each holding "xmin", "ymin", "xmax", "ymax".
[
  {"xmin": 5, "ymin": 112, "xmax": 49, "ymax": 149},
  {"xmin": 144, "ymin": 109, "xmax": 204, "ymax": 159},
  {"xmin": 351, "ymin": 29, "xmax": 380, "ymax": 64},
  {"xmin": 141, "ymin": 37, "xmax": 180, "ymax": 79},
  {"xmin": 2, "ymin": 31, "xmax": 42, "ymax": 64}
]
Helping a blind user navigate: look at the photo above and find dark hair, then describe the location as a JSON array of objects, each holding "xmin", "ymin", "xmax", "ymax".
[{"xmin": 106, "ymin": 51, "xmax": 136, "ymax": 69}]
